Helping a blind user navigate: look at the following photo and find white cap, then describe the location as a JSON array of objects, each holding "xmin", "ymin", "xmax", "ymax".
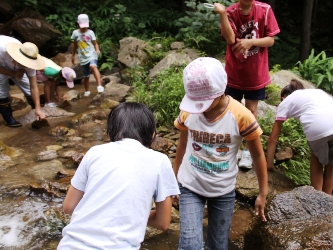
[
  {"xmin": 77, "ymin": 14, "xmax": 89, "ymax": 28},
  {"xmin": 180, "ymin": 57, "xmax": 227, "ymax": 113}
]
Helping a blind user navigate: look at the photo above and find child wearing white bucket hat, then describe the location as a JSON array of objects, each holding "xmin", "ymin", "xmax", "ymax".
[
  {"xmin": 71, "ymin": 14, "xmax": 104, "ymax": 97},
  {"xmin": 36, "ymin": 57, "xmax": 76, "ymax": 107},
  {"xmin": 0, "ymin": 35, "xmax": 45, "ymax": 127},
  {"xmin": 173, "ymin": 57, "xmax": 268, "ymax": 250}
]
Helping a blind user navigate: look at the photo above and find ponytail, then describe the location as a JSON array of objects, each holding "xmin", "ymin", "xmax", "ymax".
[{"xmin": 280, "ymin": 79, "xmax": 304, "ymax": 99}]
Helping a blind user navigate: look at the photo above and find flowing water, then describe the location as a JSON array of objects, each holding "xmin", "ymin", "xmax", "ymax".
[{"xmin": 0, "ymin": 82, "xmax": 255, "ymax": 250}]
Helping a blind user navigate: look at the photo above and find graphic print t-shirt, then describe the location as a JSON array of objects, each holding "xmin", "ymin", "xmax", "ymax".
[
  {"xmin": 174, "ymin": 97, "xmax": 262, "ymax": 197},
  {"xmin": 71, "ymin": 29, "xmax": 98, "ymax": 65},
  {"xmin": 222, "ymin": 1, "xmax": 280, "ymax": 90}
]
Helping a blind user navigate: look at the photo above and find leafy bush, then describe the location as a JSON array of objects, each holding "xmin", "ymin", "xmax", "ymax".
[
  {"xmin": 258, "ymin": 112, "xmax": 310, "ymax": 185},
  {"xmin": 295, "ymin": 49, "xmax": 333, "ymax": 94},
  {"xmin": 130, "ymin": 66, "xmax": 185, "ymax": 127},
  {"xmin": 174, "ymin": 0, "xmax": 234, "ymax": 57}
]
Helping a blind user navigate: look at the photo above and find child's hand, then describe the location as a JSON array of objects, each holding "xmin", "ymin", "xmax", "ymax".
[
  {"xmin": 96, "ymin": 49, "xmax": 100, "ymax": 55},
  {"xmin": 254, "ymin": 194, "xmax": 267, "ymax": 222},
  {"xmin": 232, "ymin": 38, "xmax": 253, "ymax": 58},
  {"xmin": 213, "ymin": 2, "xmax": 226, "ymax": 14}
]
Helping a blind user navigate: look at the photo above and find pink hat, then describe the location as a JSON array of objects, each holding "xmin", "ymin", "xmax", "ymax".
[
  {"xmin": 180, "ymin": 57, "xmax": 227, "ymax": 113},
  {"xmin": 62, "ymin": 67, "xmax": 76, "ymax": 88},
  {"xmin": 77, "ymin": 14, "xmax": 89, "ymax": 28}
]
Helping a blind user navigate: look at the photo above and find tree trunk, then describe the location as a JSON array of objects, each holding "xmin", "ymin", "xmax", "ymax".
[{"xmin": 299, "ymin": 0, "xmax": 314, "ymax": 62}]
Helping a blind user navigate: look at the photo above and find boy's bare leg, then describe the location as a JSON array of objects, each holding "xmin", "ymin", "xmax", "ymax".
[
  {"xmin": 310, "ymin": 153, "xmax": 324, "ymax": 191},
  {"xmin": 83, "ymin": 77, "xmax": 90, "ymax": 92},
  {"xmin": 43, "ymin": 80, "xmax": 52, "ymax": 104},
  {"xmin": 323, "ymin": 163, "xmax": 333, "ymax": 194}
]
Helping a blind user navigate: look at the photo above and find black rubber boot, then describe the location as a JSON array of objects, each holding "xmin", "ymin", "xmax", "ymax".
[
  {"xmin": 25, "ymin": 95, "xmax": 35, "ymax": 109},
  {"xmin": 0, "ymin": 97, "xmax": 22, "ymax": 127}
]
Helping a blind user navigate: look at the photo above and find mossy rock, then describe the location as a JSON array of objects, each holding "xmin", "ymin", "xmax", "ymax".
[{"xmin": 265, "ymin": 83, "xmax": 281, "ymax": 106}]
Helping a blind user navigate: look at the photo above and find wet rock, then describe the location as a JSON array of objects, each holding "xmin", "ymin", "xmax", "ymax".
[
  {"xmin": 36, "ymin": 150, "xmax": 58, "ymax": 161},
  {"xmin": 19, "ymin": 107, "xmax": 75, "ymax": 124},
  {"xmin": 62, "ymin": 90, "xmax": 80, "ymax": 101},
  {"xmin": 29, "ymin": 182, "xmax": 62, "ymax": 198},
  {"xmin": 44, "ymin": 206, "xmax": 71, "ymax": 237},
  {"xmin": 246, "ymin": 186, "xmax": 333, "ymax": 250},
  {"xmin": 46, "ymin": 145, "xmax": 63, "ymax": 151},
  {"xmin": 56, "ymin": 169, "xmax": 76, "ymax": 178},
  {"xmin": 27, "ymin": 159, "xmax": 64, "ymax": 181},
  {"xmin": 100, "ymin": 98, "xmax": 119, "ymax": 110},
  {"xmin": 31, "ymin": 118, "xmax": 50, "ymax": 129},
  {"xmin": 71, "ymin": 110, "xmax": 108, "ymax": 125},
  {"xmin": 58, "ymin": 100, "xmax": 71, "ymax": 109},
  {"xmin": 10, "ymin": 96, "xmax": 28, "ymax": 111},
  {"xmin": 49, "ymin": 126, "xmax": 75, "ymax": 137}
]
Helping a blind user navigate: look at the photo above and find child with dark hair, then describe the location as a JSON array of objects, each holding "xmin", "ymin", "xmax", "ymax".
[
  {"xmin": 58, "ymin": 102, "xmax": 180, "ymax": 249},
  {"xmin": 267, "ymin": 79, "xmax": 333, "ymax": 194}
]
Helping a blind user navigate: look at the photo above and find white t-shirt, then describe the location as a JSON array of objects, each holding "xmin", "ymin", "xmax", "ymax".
[
  {"xmin": 57, "ymin": 139, "xmax": 180, "ymax": 250},
  {"xmin": 0, "ymin": 35, "xmax": 36, "ymax": 77},
  {"xmin": 71, "ymin": 29, "xmax": 98, "ymax": 65},
  {"xmin": 276, "ymin": 89, "xmax": 333, "ymax": 141}
]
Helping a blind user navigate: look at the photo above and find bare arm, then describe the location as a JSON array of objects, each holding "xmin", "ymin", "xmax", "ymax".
[
  {"xmin": 173, "ymin": 130, "xmax": 188, "ymax": 177},
  {"xmin": 28, "ymin": 75, "xmax": 45, "ymax": 119},
  {"xmin": 0, "ymin": 67, "xmax": 25, "ymax": 78},
  {"xmin": 267, "ymin": 120, "xmax": 284, "ymax": 170},
  {"xmin": 214, "ymin": 3, "xmax": 235, "ymax": 44},
  {"xmin": 63, "ymin": 185, "xmax": 84, "ymax": 214},
  {"xmin": 92, "ymin": 40, "xmax": 100, "ymax": 55},
  {"xmin": 147, "ymin": 196, "xmax": 173, "ymax": 231},
  {"xmin": 247, "ymin": 137, "xmax": 268, "ymax": 222},
  {"xmin": 72, "ymin": 40, "xmax": 78, "ymax": 64}
]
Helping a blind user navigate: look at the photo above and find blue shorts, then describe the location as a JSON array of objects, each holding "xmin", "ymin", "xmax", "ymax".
[
  {"xmin": 82, "ymin": 59, "xmax": 98, "ymax": 78},
  {"xmin": 226, "ymin": 86, "xmax": 266, "ymax": 101}
]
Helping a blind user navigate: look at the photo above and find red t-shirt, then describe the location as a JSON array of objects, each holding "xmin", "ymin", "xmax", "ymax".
[{"xmin": 222, "ymin": 1, "xmax": 280, "ymax": 90}]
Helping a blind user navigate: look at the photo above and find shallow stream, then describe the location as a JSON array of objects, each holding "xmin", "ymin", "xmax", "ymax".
[{"xmin": 0, "ymin": 82, "xmax": 254, "ymax": 250}]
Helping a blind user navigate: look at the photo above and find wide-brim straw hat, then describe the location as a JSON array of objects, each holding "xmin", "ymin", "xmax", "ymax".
[{"xmin": 6, "ymin": 42, "xmax": 45, "ymax": 70}]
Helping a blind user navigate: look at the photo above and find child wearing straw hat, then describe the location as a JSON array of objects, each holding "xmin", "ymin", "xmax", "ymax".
[
  {"xmin": 36, "ymin": 57, "xmax": 76, "ymax": 107},
  {"xmin": 0, "ymin": 35, "xmax": 45, "ymax": 127}
]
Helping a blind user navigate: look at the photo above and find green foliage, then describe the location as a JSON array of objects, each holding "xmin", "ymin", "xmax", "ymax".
[
  {"xmin": 258, "ymin": 113, "xmax": 310, "ymax": 185},
  {"xmin": 265, "ymin": 83, "xmax": 281, "ymax": 106},
  {"xmin": 174, "ymin": 0, "xmax": 234, "ymax": 57},
  {"xmin": 130, "ymin": 66, "xmax": 185, "ymax": 127},
  {"xmin": 295, "ymin": 49, "xmax": 333, "ymax": 94}
]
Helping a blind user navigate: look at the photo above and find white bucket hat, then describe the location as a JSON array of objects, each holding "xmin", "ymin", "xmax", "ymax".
[
  {"xmin": 180, "ymin": 57, "xmax": 227, "ymax": 113},
  {"xmin": 6, "ymin": 42, "xmax": 45, "ymax": 70}
]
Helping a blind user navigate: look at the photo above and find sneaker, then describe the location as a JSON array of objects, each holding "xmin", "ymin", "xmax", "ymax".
[
  {"xmin": 84, "ymin": 91, "xmax": 91, "ymax": 97},
  {"xmin": 239, "ymin": 149, "xmax": 253, "ymax": 169},
  {"xmin": 45, "ymin": 102, "xmax": 57, "ymax": 107},
  {"xmin": 97, "ymin": 86, "xmax": 104, "ymax": 93}
]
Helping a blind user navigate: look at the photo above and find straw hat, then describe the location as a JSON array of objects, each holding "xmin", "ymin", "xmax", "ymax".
[{"xmin": 6, "ymin": 42, "xmax": 45, "ymax": 70}]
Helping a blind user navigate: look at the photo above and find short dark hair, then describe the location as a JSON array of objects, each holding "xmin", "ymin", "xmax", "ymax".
[
  {"xmin": 107, "ymin": 102, "xmax": 156, "ymax": 147},
  {"xmin": 280, "ymin": 79, "xmax": 305, "ymax": 100}
]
